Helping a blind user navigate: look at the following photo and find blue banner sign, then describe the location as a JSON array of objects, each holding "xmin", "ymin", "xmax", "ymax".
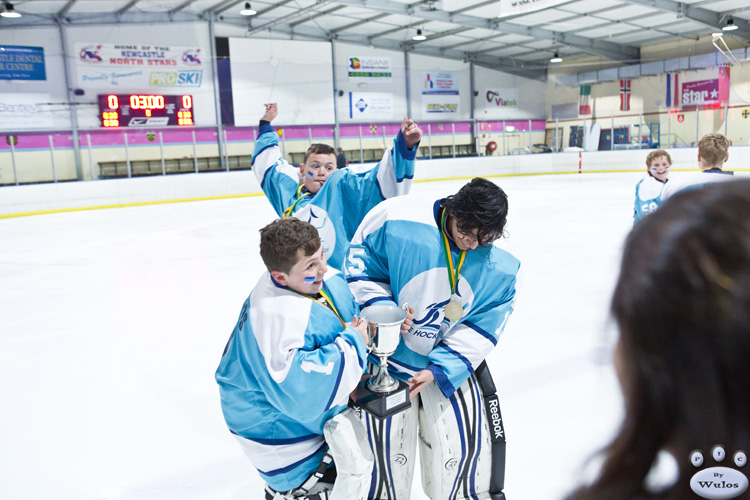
[{"xmin": 0, "ymin": 46, "xmax": 46, "ymax": 80}]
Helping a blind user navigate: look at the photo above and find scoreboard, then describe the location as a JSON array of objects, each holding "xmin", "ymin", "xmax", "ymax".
[{"xmin": 98, "ymin": 94, "xmax": 194, "ymax": 127}]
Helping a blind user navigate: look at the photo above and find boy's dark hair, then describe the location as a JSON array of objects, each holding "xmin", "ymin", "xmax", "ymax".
[
  {"xmin": 441, "ymin": 177, "xmax": 508, "ymax": 246},
  {"xmin": 259, "ymin": 218, "xmax": 321, "ymax": 274},
  {"xmin": 303, "ymin": 143, "xmax": 336, "ymax": 164}
]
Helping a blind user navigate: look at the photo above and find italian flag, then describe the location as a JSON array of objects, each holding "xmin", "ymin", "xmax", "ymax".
[{"xmin": 579, "ymin": 85, "xmax": 591, "ymax": 115}]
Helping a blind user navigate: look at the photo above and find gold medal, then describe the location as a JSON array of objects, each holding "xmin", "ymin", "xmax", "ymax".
[
  {"xmin": 445, "ymin": 299, "xmax": 463, "ymax": 322},
  {"xmin": 440, "ymin": 209, "xmax": 468, "ymax": 323}
]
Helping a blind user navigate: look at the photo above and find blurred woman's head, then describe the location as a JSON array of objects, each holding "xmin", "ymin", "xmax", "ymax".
[{"xmin": 570, "ymin": 179, "xmax": 750, "ymax": 500}]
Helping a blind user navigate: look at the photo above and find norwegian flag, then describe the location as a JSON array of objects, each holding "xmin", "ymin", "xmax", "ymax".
[{"xmin": 620, "ymin": 79, "xmax": 631, "ymax": 112}]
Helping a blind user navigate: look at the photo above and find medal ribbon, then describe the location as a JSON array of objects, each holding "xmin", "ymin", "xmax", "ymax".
[
  {"xmin": 282, "ymin": 185, "xmax": 310, "ymax": 219},
  {"xmin": 286, "ymin": 284, "xmax": 346, "ymax": 328},
  {"xmin": 439, "ymin": 208, "xmax": 467, "ymax": 295}
]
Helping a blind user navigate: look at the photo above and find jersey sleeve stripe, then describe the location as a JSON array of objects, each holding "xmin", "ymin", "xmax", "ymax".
[
  {"xmin": 346, "ymin": 276, "xmax": 391, "ymax": 284},
  {"xmin": 462, "ymin": 320, "xmax": 498, "ymax": 346},
  {"xmin": 439, "ymin": 343, "xmax": 474, "ymax": 374},
  {"xmin": 231, "ymin": 430, "xmax": 320, "ymax": 445},
  {"xmin": 257, "ymin": 442, "xmax": 327, "ymax": 476},
  {"xmin": 428, "ymin": 364, "xmax": 454, "ymax": 397},
  {"xmin": 251, "ymin": 143, "xmax": 277, "ymax": 168},
  {"xmin": 324, "ymin": 342, "xmax": 346, "ymax": 411},
  {"xmin": 361, "ymin": 295, "xmax": 395, "ymax": 308}
]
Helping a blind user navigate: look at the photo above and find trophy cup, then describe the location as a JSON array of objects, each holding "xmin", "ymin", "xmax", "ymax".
[{"xmin": 354, "ymin": 303, "xmax": 412, "ymax": 419}]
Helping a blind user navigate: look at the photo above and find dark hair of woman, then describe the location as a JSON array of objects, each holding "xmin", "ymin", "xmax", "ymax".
[
  {"xmin": 441, "ymin": 177, "xmax": 508, "ymax": 246},
  {"xmin": 566, "ymin": 179, "xmax": 750, "ymax": 500}
]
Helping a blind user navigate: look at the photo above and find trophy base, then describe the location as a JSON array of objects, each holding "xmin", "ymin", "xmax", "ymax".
[{"xmin": 354, "ymin": 378, "xmax": 412, "ymax": 420}]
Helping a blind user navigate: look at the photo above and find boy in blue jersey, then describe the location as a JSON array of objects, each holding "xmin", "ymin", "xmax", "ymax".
[
  {"xmin": 251, "ymin": 103, "xmax": 422, "ymax": 271},
  {"xmin": 215, "ymin": 218, "xmax": 373, "ymax": 499},
  {"xmin": 661, "ymin": 133, "xmax": 735, "ymax": 200},
  {"xmin": 345, "ymin": 178, "xmax": 521, "ymax": 500},
  {"xmin": 633, "ymin": 149, "xmax": 670, "ymax": 224}
]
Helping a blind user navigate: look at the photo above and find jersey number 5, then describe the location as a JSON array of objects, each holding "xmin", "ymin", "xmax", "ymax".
[{"xmin": 347, "ymin": 247, "xmax": 366, "ymax": 274}]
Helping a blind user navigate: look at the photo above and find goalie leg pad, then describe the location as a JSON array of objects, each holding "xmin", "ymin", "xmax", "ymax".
[
  {"xmin": 418, "ymin": 374, "xmax": 494, "ymax": 500},
  {"xmin": 359, "ymin": 402, "xmax": 419, "ymax": 499},
  {"xmin": 323, "ymin": 408, "xmax": 374, "ymax": 500}
]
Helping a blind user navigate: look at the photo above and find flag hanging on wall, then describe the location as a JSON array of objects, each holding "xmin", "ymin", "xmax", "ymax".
[
  {"xmin": 579, "ymin": 85, "xmax": 591, "ymax": 115},
  {"xmin": 619, "ymin": 79, "xmax": 631, "ymax": 111},
  {"xmin": 666, "ymin": 73, "xmax": 680, "ymax": 108},
  {"xmin": 718, "ymin": 66, "xmax": 731, "ymax": 103}
]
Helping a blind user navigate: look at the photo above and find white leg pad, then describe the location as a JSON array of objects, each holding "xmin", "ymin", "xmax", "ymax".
[
  {"xmin": 324, "ymin": 408, "xmax": 374, "ymax": 500},
  {"xmin": 361, "ymin": 403, "xmax": 419, "ymax": 500},
  {"xmin": 418, "ymin": 376, "xmax": 493, "ymax": 500}
]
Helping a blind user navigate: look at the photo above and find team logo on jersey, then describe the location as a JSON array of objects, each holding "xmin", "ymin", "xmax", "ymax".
[
  {"xmin": 296, "ymin": 205, "xmax": 336, "ymax": 260},
  {"xmin": 399, "ymin": 269, "xmax": 475, "ymax": 355},
  {"xmin": 444, "ymin": 458, "xmax": 458, "ymax": 471},
  {"xmin": 393, "ymin": 454, "xmax": 407, "ymax": 466}
]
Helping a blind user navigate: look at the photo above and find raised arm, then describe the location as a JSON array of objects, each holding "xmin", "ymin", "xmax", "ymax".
[{"xmin": 251, "ymin": 103, "xmax": 300, "ymax": 216}]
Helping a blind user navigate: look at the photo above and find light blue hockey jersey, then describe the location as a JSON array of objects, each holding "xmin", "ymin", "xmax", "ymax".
[
  {"xmin": 215, "ymin": 270, "xmax": 367, "ymax": 492},
  {"xmin": 633, "ymin": 175, "xmax": 667, "ymax": 223},
  {"xmin": 251, "ymin": 123, "xmax": 417, "ymax": 270},
  {"xmin": 344, "ymin": 195, "xmax": 521, "ymax": 398}
]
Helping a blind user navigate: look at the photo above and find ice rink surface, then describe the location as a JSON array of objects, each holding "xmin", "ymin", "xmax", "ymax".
[{"xmin": 3, "ymin": 170, "xmax": 715, "ymax": 500}]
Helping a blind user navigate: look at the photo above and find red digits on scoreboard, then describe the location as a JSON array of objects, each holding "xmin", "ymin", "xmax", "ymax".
[{"xmin": 129, "ymin": 95, "xmax": 165, "ymax": 110}]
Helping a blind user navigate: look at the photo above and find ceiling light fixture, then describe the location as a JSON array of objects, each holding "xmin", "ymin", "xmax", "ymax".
[
  {"xmin": 412, "ymin": 29, "xmax": 426, "ymax": 41},
  {"xmin": 723, "ymin": 17, "xmax": 738, "ymax": 31},
  {"xmin": 240, "ymin": 2, "xmax": 256, "ymax": 16},
  {"xmin": 0, "ymin": 2, "xmax": 22, "ymax": 18},
  {"xmin": 550, "ymin": 52, "xmax": 563, "ymax": 63}
]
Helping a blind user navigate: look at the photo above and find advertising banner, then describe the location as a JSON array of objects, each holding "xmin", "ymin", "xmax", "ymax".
[
  {"xmin": 0, "ymin": 46, "xmax": 46, "ymax": 81},
  {"xmin": 74, "ymin": 43, "xmax": 204, "ymax": 89},
  {"xmin": 348, "ymin": 56, "xmax": 392, "ymax": 82},
  {"xmin": 485, "ymin": 88, "xmax": 518, "ymax": 110},
  {"xmin": 681, "ymin": 67, "xmax": 730, "ymax": 109},
  {"xmin": 349, "ymin": 92, "xmax": 393, "ymax": 120},
  {"xmin": 422, "ymin": 71, "xmax": 459, "ymax": 114},
  {"xmin": 0, "ymin": 94, "xmax": 53, "ymax": 129}
]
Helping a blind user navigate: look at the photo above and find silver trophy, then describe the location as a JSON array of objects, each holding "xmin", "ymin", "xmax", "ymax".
[{"xmin": 354, "ymin": 303, "xmax": 412, "ymax": 419}]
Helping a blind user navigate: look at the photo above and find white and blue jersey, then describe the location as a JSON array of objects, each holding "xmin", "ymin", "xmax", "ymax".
[
  {"xmin": 251, "ymin": 123, "xmax": 417, "ymax": 270},
  {"xmin": 633, "ymin": 175, "xmax": 667, "ymax": 223},
  {"xmin": 661, "ymin": 168, "xmax": 736, "ymax": 201},
  {"xmin": 215, "ymin": 270, "xmax": 367, "ymax": 492},
  {"xmin": 344, "ymin": 195, "xmax": 521, "ymax": 398}
]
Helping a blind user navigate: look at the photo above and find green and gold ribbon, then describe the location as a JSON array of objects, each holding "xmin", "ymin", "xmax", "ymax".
[
  {"xmin": 286, "ymin": 284, "xmax": 345, "ymax": 328},
  {"xmin": 440, "ymin": 208, "xmax": 466, "ymax": 295},
  {"xmin": 282, "ymin": 185, "xmax": 310, "ymax": 219}
]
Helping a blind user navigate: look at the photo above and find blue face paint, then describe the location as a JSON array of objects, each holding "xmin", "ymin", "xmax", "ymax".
[
  {"xmin": 307, "ymin": 172, "xmax": 314, "ymax": 177},
  {"xmin": 303, "ymin": 276, "xmax": 316, "ymax": 283}
]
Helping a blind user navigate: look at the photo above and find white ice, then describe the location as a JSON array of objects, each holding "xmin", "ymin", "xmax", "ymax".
[{"xmin": 1, "ymin": 171, "xmax": 657, "ymax": 500}]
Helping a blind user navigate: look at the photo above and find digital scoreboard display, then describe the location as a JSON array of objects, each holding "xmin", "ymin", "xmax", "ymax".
[{"xmin": 98, "ymin": 94, "xmax": 194, "ymax": 127}]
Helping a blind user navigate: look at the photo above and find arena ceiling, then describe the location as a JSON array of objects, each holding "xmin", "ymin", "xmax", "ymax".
[{"xmin": 3, "ymin": 0, "xmax": 750, "ymax": 78}]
